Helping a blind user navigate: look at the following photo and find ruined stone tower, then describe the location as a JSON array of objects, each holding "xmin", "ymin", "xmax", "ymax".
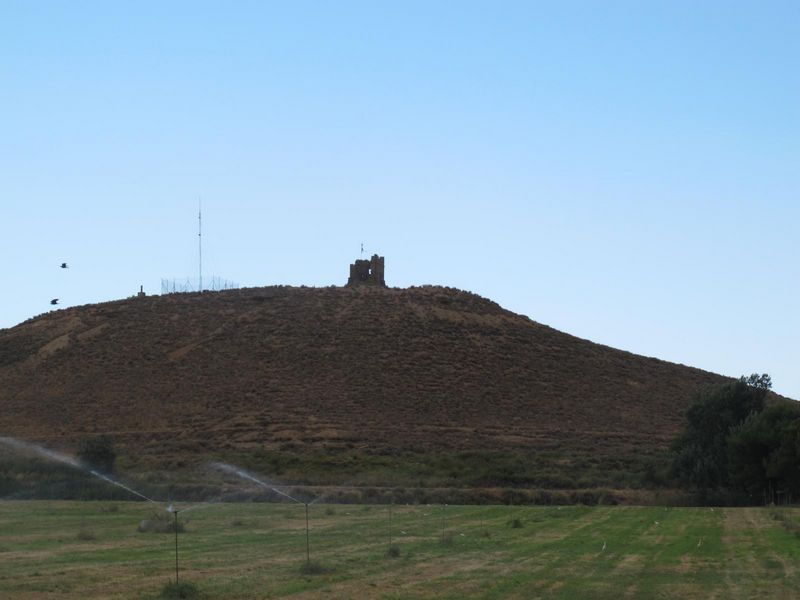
[{"xmin": 347, "ymin": 254, "xmax": 385, "ymax": 286}]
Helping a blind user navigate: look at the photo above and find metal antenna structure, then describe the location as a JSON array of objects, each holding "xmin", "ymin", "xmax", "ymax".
[{"xmin": 198, "ymin": 199, "xmax": 203, "ymax": 293}]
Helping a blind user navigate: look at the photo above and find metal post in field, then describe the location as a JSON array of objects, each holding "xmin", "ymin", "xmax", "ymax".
[
  {"xmin": 305, "ymin": 503, "xmax": 310, "ymax": 566},
  {"xmin": 441, "ymin": 504, "xmax": 446, "ymax": 543},
  {"xmin": 174, "ymin": 510, "xmax": 180, "ymax": 587}
]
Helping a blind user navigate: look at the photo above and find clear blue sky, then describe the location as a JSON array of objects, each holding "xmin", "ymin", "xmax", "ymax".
[{"xmin": 2, "ymin": 1, "xmax": 798, "ymax": 398}]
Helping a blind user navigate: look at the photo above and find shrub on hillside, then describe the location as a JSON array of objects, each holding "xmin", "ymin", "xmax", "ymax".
[{"xmin": 76, "ymin": 435, "xmax": 116, "ymax": 474}]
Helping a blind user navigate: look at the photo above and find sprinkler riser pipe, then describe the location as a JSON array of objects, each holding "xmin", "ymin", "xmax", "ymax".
[
  {"xmin": 174, "ymin": 511, "xmax": 179, "ymax": 587},
  {"xmin": 305, "ymin": 503, "xmax": 310, "ymax": 566}
]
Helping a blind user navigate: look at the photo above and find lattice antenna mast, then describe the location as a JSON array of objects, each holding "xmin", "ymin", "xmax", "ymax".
[{"xmin": 198, "ymin": 199, "xmax": 203, "ymax": 292}]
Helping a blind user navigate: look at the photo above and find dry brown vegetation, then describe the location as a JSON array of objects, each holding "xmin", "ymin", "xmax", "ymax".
[{"xmin": 0, "ymin": 285, "xmax": 744, "ymax": 492}]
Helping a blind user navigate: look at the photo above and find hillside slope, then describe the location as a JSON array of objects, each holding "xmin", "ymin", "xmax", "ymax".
[{"xmin": 0, "ymin": 285, "xmax": 731, "ymax": 489}]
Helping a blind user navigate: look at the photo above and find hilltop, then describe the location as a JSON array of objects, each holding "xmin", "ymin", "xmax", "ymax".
[{"xmin": 0, "ymin": 285, "xmax": 734, "ymax": 494}]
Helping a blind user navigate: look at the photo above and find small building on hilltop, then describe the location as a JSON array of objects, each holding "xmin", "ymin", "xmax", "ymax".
[{"xmin": 347, "ymin": 254, "xmax": 385, "ymax": 286}]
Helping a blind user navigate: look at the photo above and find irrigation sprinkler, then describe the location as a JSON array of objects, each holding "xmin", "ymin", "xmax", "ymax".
[
  {"xmin": 173, "ymin": 509, "xmax": 180, "ymax": 587},
  {"xmin": 210, "ymin": 462, "xmax": 319, "ymax": 569},
  {"xmin": 384, "ymin": 498, "xmax": 403, "ymax": 558},
  {"xmin": 441, "ymin": 504, "xmax": 447, "ymax": 543},
  {"xmin": 305, "ymin": 502, "xmax": 311, "ymax": 567}
]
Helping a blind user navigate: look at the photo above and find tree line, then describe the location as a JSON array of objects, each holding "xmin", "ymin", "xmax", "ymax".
[{"xmin": 672, "ymin": 374, "xmax": 800, "ymax": 504}]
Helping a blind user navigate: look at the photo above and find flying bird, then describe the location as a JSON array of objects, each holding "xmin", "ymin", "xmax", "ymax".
[
  {"xmin": 60, "ymin": 263, "xmax": 68, "ymax": 269},
  {"xmin": 50, "ymin": 299, "xmax": 59, "ymax": 305}
]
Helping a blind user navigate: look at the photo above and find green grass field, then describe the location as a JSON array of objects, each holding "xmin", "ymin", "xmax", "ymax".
[{"xmin": 1, "ymin": 501, "xmax": 799, "ymax": 599}]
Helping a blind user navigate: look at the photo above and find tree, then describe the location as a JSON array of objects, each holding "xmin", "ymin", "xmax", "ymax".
[
  {"xmin": 76, "ymin": 435, "xmax": 116, "ymax": 474},
  {"xmin": 671, "ymin": 374, "xmax": 771, "ymax": 491},
  {"xmin": 740, "ymin": 373, "xmax": 772, "ymax": 391},
  {"xmin": 727, "ymin": 402, "xmax": 800, "ymax": 501}
]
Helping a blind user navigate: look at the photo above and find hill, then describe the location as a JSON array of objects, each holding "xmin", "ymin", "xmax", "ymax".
[{"xmin": 0, "ymin": 285, "xmax": 736, "ymax": 494}]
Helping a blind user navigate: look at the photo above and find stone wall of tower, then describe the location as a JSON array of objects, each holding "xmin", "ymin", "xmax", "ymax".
[
  {"xmin": 370, "ymin": 255, "xmax": 385, "ymax": 286},
  {"xmin": 347, "ymin": 254, "xmax": 386, "ymax": 286}
]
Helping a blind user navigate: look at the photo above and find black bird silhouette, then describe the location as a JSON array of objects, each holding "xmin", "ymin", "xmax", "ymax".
[
  {"xmin": 50, "ymin": 299, "xmax": 59, "ymax": 305},
  {"xmin": 60, "ymin": 263, "xmax": 68, "ymax": 269}
]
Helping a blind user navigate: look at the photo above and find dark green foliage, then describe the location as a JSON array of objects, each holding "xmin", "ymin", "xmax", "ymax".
[
  {"xmin": 159, "ymin": 580, "xmax": 200, "ymax": 599},
  {"xmin": 770, "ymin": 508, "xmax": 800, "ymax": 538},
  {"xmin": 671, "ymin": 372, "xmax": 800, "ymax": 504},
  {"xmin": 672, "ymin": 374, "xmax": 771, "ymax": 490},
  {"xmin": 742, "ymin": 373, "xmax": 773, "ymax": 391},
  {"xmin": 225, "ymin": 444, "xmax": 652, "ymax": 492},
  {"xmin": 0, "ymin": 455, "xmax": 204, "ymax": 501},
  {"xmin": 76, "ymin": 435, "xmax": 116, "ymax": 474},
  {"xmin": 728, "ymin": 402, "xmax": 800, "ymax": 499},
  {"xmin": 299, "ymin": 560, "xmax": 330, "ymax": 575},
  {"xmin": 642, "ymin": 457, "xmax": 672, "ymax": 487},
  {"xmin": 0, "ymin": 472, "xmax": 16, "ymax": 496},
  {"xmin": 386, "ymin": 544, "xmax": 401, "ymax": 558}
]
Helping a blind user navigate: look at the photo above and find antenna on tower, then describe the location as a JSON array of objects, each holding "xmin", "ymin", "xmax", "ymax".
[{"xmin": 198, "ymin": 198, "xmax": 203, "ymax": 293}]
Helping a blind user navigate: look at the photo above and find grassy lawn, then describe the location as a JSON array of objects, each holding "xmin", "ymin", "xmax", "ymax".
[{"xmin": 1, "ymin": 501, "xmax": 799, "ymax": 599}]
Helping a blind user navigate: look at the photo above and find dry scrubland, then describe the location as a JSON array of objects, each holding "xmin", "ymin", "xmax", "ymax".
[
  {"xmin": 0, "ymin": 285, "xmax": 746, "ymax": 492},
  {"xmin": 1, "ymin": 501, "xmax": 800, "ymax": 599},
  {"xmin": 3, "ymin": 286, "xmax": 797, "ymax": 597}
]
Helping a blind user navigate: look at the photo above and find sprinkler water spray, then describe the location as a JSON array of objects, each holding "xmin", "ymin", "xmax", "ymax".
[
  {"xmin": 179, "ymin": 500, "xmax": 221, "ymax": 514},
  {"xmin": 210, "ymin": 462, "xmax": 303, "ymax": 503},
  {"xmin": 210, "ymin": 462, "xmax": 314, "ymax": 567},
  {"xmin": 0, "ymin": 436, "xmax": 160, "ymax": 505},
  {"xmin": 306, "ymin": 478, "xmax": 360, "ymax": 505},
  {"xmin": 88, "ymin": 469, "xmax": 159, "ymax": 504}
]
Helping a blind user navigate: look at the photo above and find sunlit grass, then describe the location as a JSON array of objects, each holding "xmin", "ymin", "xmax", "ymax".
[{"xmin": 0, "ymin": 501, "xmax": 799, "ymax": 599}]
